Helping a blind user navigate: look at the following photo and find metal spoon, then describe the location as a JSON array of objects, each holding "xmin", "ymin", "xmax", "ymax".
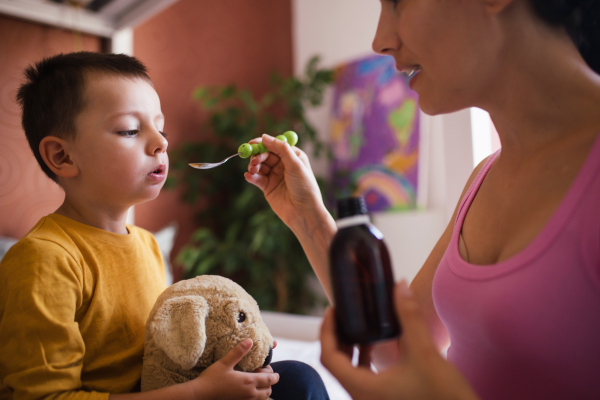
[{"xmin": 189, "ymin": 153, "xmax": 242, "ymax": 169}]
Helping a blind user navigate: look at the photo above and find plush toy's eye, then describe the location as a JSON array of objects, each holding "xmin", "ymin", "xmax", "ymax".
[{"xmin": 237, "ymin": 311, "xmax": 246, "ymax": 323}]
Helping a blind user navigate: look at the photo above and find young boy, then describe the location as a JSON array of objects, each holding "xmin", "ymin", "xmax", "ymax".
[{"xmin": 0, "ymin": 52, "xmax": 287, "ymax": 400}]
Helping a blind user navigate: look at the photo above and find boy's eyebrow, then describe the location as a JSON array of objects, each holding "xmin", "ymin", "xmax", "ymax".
[{"xmin": 108, "ymin": 111, "xmax": 165, "ymax": 120}]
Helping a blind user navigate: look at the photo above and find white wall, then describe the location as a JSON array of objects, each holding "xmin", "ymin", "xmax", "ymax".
[
  {"xmin": 292, "ymin": 0, "xmax": 475, "ymax": 283},
  {"xmin": 291, "ymin": 0, "xmax": 380, "ymax": 74}
]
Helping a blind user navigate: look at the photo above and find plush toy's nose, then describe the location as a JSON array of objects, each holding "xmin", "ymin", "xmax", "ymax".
[{"xmin": 262, "ymin": 347, "xmax": 273, "ymax": 367}]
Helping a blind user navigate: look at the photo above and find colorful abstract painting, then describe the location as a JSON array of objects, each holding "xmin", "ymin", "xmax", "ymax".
[{"xmin": 329, "ymin": 54, "xmax": 420, "ymax": 212}]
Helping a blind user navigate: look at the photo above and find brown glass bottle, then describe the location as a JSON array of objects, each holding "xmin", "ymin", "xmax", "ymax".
[{"xmin": 329, "ymin": 197, "xmax": 401, "ymax": 345}]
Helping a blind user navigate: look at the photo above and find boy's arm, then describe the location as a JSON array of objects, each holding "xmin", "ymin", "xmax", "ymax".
[
  {"xmin": 0, "ymin": 239, "xmax": 108, "ymax": 400},
  {"xmin": 109, "ymin": 340, "xmax": 278, "ymax": 400}
]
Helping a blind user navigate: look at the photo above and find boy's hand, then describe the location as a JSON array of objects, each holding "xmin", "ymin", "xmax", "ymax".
[
  {"xmin": 244, "ymin": 134, "xmax": 330, "ymax": 235},
  {"xmin": 191, "ymin": 339, "xmax": 279, "ymax": 400},
  {"xmin": 319, "ymin": 281, "xmax": 480, "ymax": 400}
]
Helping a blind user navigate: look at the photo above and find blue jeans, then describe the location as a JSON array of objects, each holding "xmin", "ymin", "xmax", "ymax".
[{"xmin": 270, "ymin": 361, "xmax": 330, "ymax": 400}]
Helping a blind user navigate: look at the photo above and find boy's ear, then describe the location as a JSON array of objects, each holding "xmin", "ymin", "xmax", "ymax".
[{"xmin": 39, "ymin": 136, "xmax": 79, "ymax": 178}]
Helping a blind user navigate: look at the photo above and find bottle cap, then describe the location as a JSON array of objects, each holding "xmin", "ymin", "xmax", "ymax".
[{"xmin": 336, "ymin": 197, "xmax": 368, "ymax": 219}]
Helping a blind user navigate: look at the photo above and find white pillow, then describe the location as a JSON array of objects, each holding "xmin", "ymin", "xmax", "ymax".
[
  {"xmin": 152, "ymin": 222, "xmax": 178, "ymax": 286},
  {"xmin": 0, "ymin": 236, "xmax": 18, "ymax": 261}
]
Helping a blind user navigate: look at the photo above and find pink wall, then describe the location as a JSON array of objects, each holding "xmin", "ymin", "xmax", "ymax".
[
  {"xmin": 0, "ymin": 1, "xmax": 293, "ymax": 282},
  {"xmin": 133, "ymin": 0, "xmax": 293, "ymax": 281},
  {"xmin": 0, "ymin": 15, "xmax": 102, "ymax": 239}
]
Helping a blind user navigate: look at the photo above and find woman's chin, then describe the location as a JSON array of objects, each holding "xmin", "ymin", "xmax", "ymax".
[{"xmin": 419, "ymin": 97, "xmax": 471, "ymax": 116}]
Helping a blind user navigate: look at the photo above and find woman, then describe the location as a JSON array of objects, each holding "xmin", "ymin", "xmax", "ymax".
[{"xmin": 245, "ymin": 0, "xmax": 600, "ymax": 398}]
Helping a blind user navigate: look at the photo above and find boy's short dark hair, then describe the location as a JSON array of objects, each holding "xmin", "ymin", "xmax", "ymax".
[{"xmin": 16, "ymin": 51, "xmax": 152, "ymax": 182}]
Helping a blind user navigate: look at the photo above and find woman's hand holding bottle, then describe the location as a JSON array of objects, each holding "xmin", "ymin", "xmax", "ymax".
[{"xmin": 319, "ymin": 281, "xmax": 479, "ymax": 400}]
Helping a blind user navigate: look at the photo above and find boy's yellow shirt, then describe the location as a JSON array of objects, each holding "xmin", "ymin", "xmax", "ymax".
[{"xmin": 0, "ymin": 214, "xmax": 167, "ymax": 400}]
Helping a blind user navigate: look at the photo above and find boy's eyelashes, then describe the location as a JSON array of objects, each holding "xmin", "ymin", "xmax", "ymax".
[
  {"xmin": 118, "ymin": 130, "xmax": 139, "ymax": 137},
  {"xmin": 117, "ymin": 130, "xmax": 168, "ymax": 138}
]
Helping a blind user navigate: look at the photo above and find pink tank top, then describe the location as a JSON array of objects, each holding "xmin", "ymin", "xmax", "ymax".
[{"xmin": 433, "ymin": 134, "xmax": 600, "ymax": 400}]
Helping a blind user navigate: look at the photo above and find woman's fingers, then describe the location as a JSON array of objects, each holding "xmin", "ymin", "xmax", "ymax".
[
  {"xmin": 248, "ymin": 156, "xmax": 272, "ymax": 175},
  {"xmin": 394, "ymin": 281, "xmax": 438, "ymax": 357},
  {"xmin": 248, "ymin": 137, "xmax": 262, "ymax": 145},
  {"xmin": 320, "ymin": 308, "xmax": 353, "ymax": 358},
  {"xmin": 369, "ymin": 338, "xmax": 401, "ymax": 371},
  {"xmin": 358, "ymin": 344, "xmax": 373, "ymax": 368},
  {"xmin": 261, "ymin": 134, "xmax": 305, "ymax": 171},
  {"xmin": 244, "ymin": 171, "xmax": 269, "ymax": 191},
  {"xmin": 245, "ymin": 135, "xmax": 314, "ymax": 187},
  {"xmin": 320, "ymin": 308, "xmax": 375, "ymax": 393},
  {"xmin": 250, "ymin": 150, "xmax": 276, "ymax": 168}
]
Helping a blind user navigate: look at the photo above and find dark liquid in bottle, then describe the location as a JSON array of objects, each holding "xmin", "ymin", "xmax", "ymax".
[{"xmin": 330, "ymin": 224, "xmax": 400, "ymax": 345}]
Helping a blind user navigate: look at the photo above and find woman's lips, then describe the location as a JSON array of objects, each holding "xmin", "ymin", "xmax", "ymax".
[
  {"xmin": 408, "ymin": 69, "xmax": 421, "ymax": 90},
  {"xmin": 397, "ymin": 64, "xmax": 421, "ymax": 77}
]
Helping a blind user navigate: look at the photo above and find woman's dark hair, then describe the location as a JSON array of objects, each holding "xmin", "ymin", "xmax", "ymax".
[
  {"xmin": 16, "ymin": 52, "xmax": 152, "ymax": 183},
  {"xmin": 530, "ymin": 0, "xmax": 600, "ymax": 74}
]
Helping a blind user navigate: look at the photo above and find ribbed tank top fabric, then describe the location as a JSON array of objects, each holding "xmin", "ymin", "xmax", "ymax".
[{"xmin": 432, "ymin": 134, "xmax": 600, "ymax": 400}]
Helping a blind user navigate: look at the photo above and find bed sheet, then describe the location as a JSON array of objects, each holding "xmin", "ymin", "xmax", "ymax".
[{"xmin": 271, "ymin": 337, "xmax": 351, "ymax": 400}]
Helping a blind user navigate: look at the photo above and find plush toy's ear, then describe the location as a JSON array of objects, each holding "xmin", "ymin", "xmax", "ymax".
[{"xmin": 149, "ymin": 295, "xmax": 209, "ymax": 370}]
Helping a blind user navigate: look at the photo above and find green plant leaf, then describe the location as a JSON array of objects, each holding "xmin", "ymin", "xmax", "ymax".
[
  {"xmin": 168, "ymin": 56, "xmax": 334, "ymax": 314},
  {"xmin": 192, "ymin": 87, "xmax": 209, "ymax": 100}
]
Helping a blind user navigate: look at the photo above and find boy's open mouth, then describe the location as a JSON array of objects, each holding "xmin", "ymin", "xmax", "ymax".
[{"xmin": 148, "ymin": 164, "xmax": 166, "ymax": 176}]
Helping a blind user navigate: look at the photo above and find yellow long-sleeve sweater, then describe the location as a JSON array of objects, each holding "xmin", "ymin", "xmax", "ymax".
[{"xmin": 0, "ymin": 214, "xmax": 167, "ymax": 400}]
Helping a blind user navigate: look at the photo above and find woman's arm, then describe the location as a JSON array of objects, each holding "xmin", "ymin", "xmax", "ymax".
[
  {"xmin": 245, "ymin": 134, "xmax": 337, "ymax": 301},
  {"xmin": 246, "ymin": 133, "xmax": 489, "ymax": 348}
]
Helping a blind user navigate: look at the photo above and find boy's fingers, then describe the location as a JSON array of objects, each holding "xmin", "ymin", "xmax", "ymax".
[
  {"xmin": 219, "ymin": 338, "xmax": 253, "ymax": 369},
  {"xmin": 253, "ymin": 371, "xmax": 280, "ymax": 388},
  {"xmin": 255, "ymin": 387, "xmax": 273, "ymax": 399},
  {"xmin": 394, "ymin": 281, "xmax": 437, "ymax": 356},
  {"xmin": 253, "ymin": 365, "xmax": 273, "ymax": 374}
]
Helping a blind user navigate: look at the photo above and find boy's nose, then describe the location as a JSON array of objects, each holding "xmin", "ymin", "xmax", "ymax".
[{"xmin": 150, "ymin": 131, "xmax": 168, "ymax": 154}]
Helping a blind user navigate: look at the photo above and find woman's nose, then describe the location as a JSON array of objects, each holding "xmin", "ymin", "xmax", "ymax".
[{"xmin": 372, "ymin": 5, "xmax": 401, "ymax": 55}]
